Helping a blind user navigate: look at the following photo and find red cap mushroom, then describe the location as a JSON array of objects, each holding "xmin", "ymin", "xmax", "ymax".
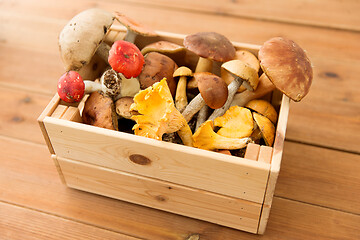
[
  {"xmin": 57, "ymin": 71, "xmax": 86, "ymax": 103},
  {"xmin": 108, "ymin": 40, "xmax": 144, "ymax": 79}
]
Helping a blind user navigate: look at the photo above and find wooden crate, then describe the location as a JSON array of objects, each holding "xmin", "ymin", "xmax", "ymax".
[{"xmin": 38, "ymin": 25, "xmax": 290, "ymax": 234}]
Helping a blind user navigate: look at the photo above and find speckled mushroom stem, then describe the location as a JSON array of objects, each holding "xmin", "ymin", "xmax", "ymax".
[
  {"xmin": 195, "ymin": 105, "xmax": 210, "ymax": 131},
  {"xmin": 182, "ymin": 93, "xmax": 206, "ymax": 122},
  {"xmin": 95, "ymin": 42, "xmax": 111, "ymax": 62},
  {"xmin": 208, "ymin": 77, "xmax": 243, "ymax": 121},
  {"xmin": 124, "ymin": 30, "xmax": 137, "ymax": 43}
]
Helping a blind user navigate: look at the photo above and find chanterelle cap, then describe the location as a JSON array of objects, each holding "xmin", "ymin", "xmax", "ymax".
[
  {"xmin": 258, "ymin": 37, "xmax": 313, "ymax": 102},
  {"xmin": 183, "ymin": 32, "xmax": 236, "ymax": 62}
]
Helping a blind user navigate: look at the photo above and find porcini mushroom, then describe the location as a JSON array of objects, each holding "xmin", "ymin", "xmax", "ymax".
[
  {"xmin": 140, "ymin": 41, "xmax": 187, "ymax": 66},
  {"xmin": 214, "ymin": 106, "xmax": 254, "ymax": 138},
  {"xmin": 183, "ymin": 32, "xmax": 236, "ymax": 73},
  {"xmin": 137, "ymin": 52, "xmax": 178, "ymax": 96},
  {"xmin": 130, "ymin": 79, "xmax": 193, "ymax": 146},
  {"xmin": 258, "ymin": 37, "xmax": 313, "ymax": 101},
  {"xmin": 82, "ymin": 91, "xmax": 118, "ymax": 130},
  {"xmin": 173, "ymin": 66, "xmax": 193, "ymax": 112},
  {"xmin": 252, "ymin": 112, "xmax": 275, "ymax": 147},
  {"xmin": 115, "ymin": 96, "xmax": 137, "ymax": 119},
  {"xmin": 208, "ymin": 60, "xmax": 259, "ymax": 121},
  {"xmin": 58, "ymin": 8, "xmax": 115, "ymax": 71},
  {"xmin": 245, "ymin": 99, "xmax": 278, "ymax": 124},
  {"xmin": 182, "ymin": 72, "xmax": 228, "ymax": 122},
  {"xmin": 115, "ymin": 12, "xmax": 157, "ymax": 43},
  {"xmin": 108, "ymin": 40, "xmax": 144, "ymax": 79},
  {"xmin": 193, "ymin": 120, "xmax": 251, "ymax": 151}
]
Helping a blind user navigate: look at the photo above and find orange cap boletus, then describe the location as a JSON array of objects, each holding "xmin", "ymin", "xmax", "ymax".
[{"xmin": 258, "ymin": 37, "xmax": 313, "ymax": 102}]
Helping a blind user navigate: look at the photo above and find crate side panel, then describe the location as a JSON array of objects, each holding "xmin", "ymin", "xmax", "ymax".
[
  {"xmin": 43, "ymin": 117, "xmax": 270, "ymax": 203},
  {"xmin": 58, "ymin": 156, "xmax": 261, "ymax": 233}
]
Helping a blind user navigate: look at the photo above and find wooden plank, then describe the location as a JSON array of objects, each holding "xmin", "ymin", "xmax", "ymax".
[
  {"xmin": 43, "ymin": 117, "xmax": 270, "ymax": 203},
  {"xmin": 1, "ymin": 136, "xmax": 360, "ymax": 239},
  {"xmin": 258, "ymin": 95, "xmax": 290, "ymax": 234},
  {"xmin": 244, "ymin": 143, "xmax": 261, "ymax": 161},
  {"xmin": 51, "ymin": 104, "xmax": 68, "ymax": 119},
  {"xmin": 0, "ymin": 201, "xmax": 139, "ymax": 240},
  {"xmin": 258, "ymin": 146, "xmax": 273, "ymax": 164},
  {"xmin": 61, "ymin": 106, "xmax": 83, "ymax": 123},
  {"xmin": 58, "ymin": 156, "xmax": 262, "ymax": 233},
  {"xmin": 276, "ymin": 141, "xmax": 360, "ymax": 214},
  {"xmin": 121, "ymin": 0, "xmax": 360, "ymax": 32}
]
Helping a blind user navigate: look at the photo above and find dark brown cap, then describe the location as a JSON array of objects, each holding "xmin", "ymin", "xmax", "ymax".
[
  {"xmin": 258, "ymin": 37, "xmax": 313, "ymax": 102},
  {"xmin": 183, "ymin": 32, "xmax": 236, "ymax": 62},
  {"xmin": 196, "ymin": 72, "xmax": 228, "ymax": 109}
]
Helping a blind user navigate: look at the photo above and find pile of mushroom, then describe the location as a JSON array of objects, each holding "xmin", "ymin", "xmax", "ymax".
[{"xmin": 56, "ymin": 8, "xmax": 313, "ymax": 158}]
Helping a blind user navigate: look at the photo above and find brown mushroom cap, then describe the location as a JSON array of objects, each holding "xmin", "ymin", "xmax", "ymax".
[
  {"xmin": 173, "ymin": 66, "xmax": 193, "ymax": 78},
  {"xmin": 138, "ymin": 52, "xmax": 178, "ymax": 96},
  {"xmin": 115, "ymin": 12, "xmax": 157, "ymax": 37},
  {"xmin": 115, "ymin": 96, "xmax": 136, "ymax": 119},
  {"xmin": 245, "ymin": 99, "xmax": 278, "ymax": 124},
  {"xmin": 183, "ymin": 32, "xmax": 236, "ymax": 62},
  {"xmin": 82, "ymin": 91, "xmax": 118, "ymax": 130},
  {"xmin": 196, "ymin": 72, "xmax": 228, "ymax": 109},
  {"xmin": 141, "ymin": 41, "xmax": 186, "ymax": 55},
  {"xmin": 59, "ymin": 8, "xmax": 115, "ymax": 71},
  {"xmin": 258, "ymin": 37, "xmax": 313, "ymax": 102},
  {"xmin": 252, "ymin": 112, "xmax": 275, "ymax": 147}
]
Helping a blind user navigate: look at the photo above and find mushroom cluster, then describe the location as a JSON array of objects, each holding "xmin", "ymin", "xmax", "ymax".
[{"xmin": 56, "ymin": 8, "xmax": 313, "ymax": 158}]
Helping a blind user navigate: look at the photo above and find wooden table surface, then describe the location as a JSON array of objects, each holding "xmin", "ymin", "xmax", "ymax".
[{"xmin": 1, "ymin": 0, "xmax": 359, "ymax": 239}]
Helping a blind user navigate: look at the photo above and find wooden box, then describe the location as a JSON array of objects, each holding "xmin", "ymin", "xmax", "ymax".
[{"xmin": 38, "ymin": 25, "xmax": 290, "ymax": 234}]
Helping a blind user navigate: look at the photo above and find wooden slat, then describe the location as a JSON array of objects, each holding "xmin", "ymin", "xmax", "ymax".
[
  {"xmin": 276, "ymin": 141, "xmax": 360, "ymax": 214},
  {"xmin": 43, "ymin": 117, "xmax": 270, "ymax": 203},
  {"xmin": 58, "ymin": 156, "xmax": 262, "ymax": 233},
  {"xmin": 0, "ymin": 201, "xmax": 139, "ymax": 240},
  {"xmin": 0, "ymin": 136, "xmax": 359, "ymax": 239},
  {"xmin": 122, "ymin": 0, "xmax": 360, "ymax": 32},
  {"xmin": 258, "ymin": 146, "xmax": 273, "ymax": 164},
  {"xmin": 244, "ymin": 143, "xmax": 261, "ymax": 161},
  {"xmin": 61, "ymin": 106, "xmax": 83, "ymax": 123}
]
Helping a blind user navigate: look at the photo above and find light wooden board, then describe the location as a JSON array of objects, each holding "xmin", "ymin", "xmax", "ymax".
[
  {"xmin": 1, "ymin": 136, "xmax": 360, "ymax": 239},
  {"xmin": 43, "ymin": 117, "xmax": 270, "ymax": 203},
  {"xmin": 0, "ymin": 201, "xmax": 139, "ymax": 240},
  {"xmin": 58, "ymin": 156, "xmax": 262, "ymax": 233}
]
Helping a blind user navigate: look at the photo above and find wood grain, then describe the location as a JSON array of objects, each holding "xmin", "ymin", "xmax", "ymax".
[
  {"xmin": 0, "ymin": 201, "xmax": 139, "ymax": 240},
  {"xmin": 1, "ymin": 136, "xmax": 359, "ymax": 239}
]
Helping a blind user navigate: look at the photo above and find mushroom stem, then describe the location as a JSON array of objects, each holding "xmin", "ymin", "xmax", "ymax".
[
  {"xmin": 195, "ymin": 105, "xmax": 209, "ymax": 130},
  {"xmin": 84, "ymin": 80, "xmax": 102, "ymax": 93},
  {"xmin": 175, "ymin": 76, "xmax": 188, "ymax": 112},
  {"xmin": 208, "ymin": 77, "xmax": 243, "ymax": 121},
  {"xmin": 177, "ymin": 123, "xmax": 194, "ymax": 147},
  {"xmin": 95, "ymin": 42, "xmax": 111, "ymax": 63},
  {"xmin": 195, "ymin": 57, "xmax": 213, "ymax": 73},
  {"xmin": 182, "ymin": 93, "xmax": 206, "ymax": 122},
  {"xmin": 124, "ymin": 30, "xmax": 137, "ymax": 43}
]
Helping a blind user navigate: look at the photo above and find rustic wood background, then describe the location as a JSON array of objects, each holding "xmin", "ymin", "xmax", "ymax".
[{"xmin": 0, "ymin": 0, "xmax": 359, "ymax": 239}]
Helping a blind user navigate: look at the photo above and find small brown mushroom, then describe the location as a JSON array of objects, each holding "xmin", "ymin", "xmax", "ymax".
[
  {"xmin": 137, "ymin": 52, "xmax": 178, "ymax": 97},
  {"xmin": 173, "ymin": 66, "xmax": 193, "ymax": 112},
  {"xmin": 141, "ymin": 41, "xmax": 187, "ymax": 66},
  {"xmin": 58, "ymin": 8, "xmax": 115, "ymax": 71},
  {"xmin": 183, "ymin": 32, "xmax": 236, "ymax": 73},
  {"xmin": 182, "ymin": 72, "xmax": 228, "ymax": 122},
  {"xmin": 115, "ymin": 96, "xmax": 137, "ymax": 119},
  {"xmin": 245, "ymin": 99, "xmax": 278, "ymax": 124},
  {"xmin": 258, "ymin": 37, "xmax": 313, "ymax": 101},
  {"xmin": 115, "ymin": 12, "xmax": 157, "ymax": 43},
  {"xmin": 252, "ymin": 112, "xmax": 275, "ymax": 147},
  {"xmin": 208, "ymin": 60, "xmax": 259, "ymax": 121},
  {"xmin": 82, "ymin": 91, "xmax": 118, "ymax": 130}
]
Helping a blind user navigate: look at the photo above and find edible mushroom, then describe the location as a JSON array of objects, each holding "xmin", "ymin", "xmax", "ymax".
[
  {"xmin": 141, "ymin": 41, "xmax": 187, "ymax": 66},
  {"xmin": 58, "ymin": 8, "xmax": 115, "ymax": 71},
  {"xmin": 258, "ymin": 37, "xmax": 313, "ymax": 101},
  {"xmin": 115, "ymin": 12, "xmax": 157, "ymax": 43},
  {"xmin": 193, "ymin": 120, "xmax": 251, "ymax": 151},
  {"xmin": 82, "ymin": 91, "xmax": 118, "ymax": 130},
  {"xmin": 208, "ymin": 60, "xmax": 259, "ymax": 121},
  {"xmin": 173, "ymin": 66, "xmax": 193, "ymax": 112},
  {"xmin": 115, "ymin": 96, "xmax": 137, "ymax": 119},
  {"xmin": 130, "ymin": 79, "xmax": 193, "ymax": 146},
  {"xmin": 181, "ymin": 72, "xmax": 228, "ymax": 122},
  {"xmin": 213, "ymin": 106, "xmax": 254, "ymax": 138},
  {"xmin": 252, "ymin": 112, "xmax": 275, "ymax": 146},
  {"xmin": 245, "ymin": 99, "xmax": 278, "ymax": 124},
  {"xmin": 137, "ymin": 52, "xmax": 178, "ymax": 96},
  {"xmin": 183, "ymin": 32, "xmax": 236, "ymax": 73}
]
